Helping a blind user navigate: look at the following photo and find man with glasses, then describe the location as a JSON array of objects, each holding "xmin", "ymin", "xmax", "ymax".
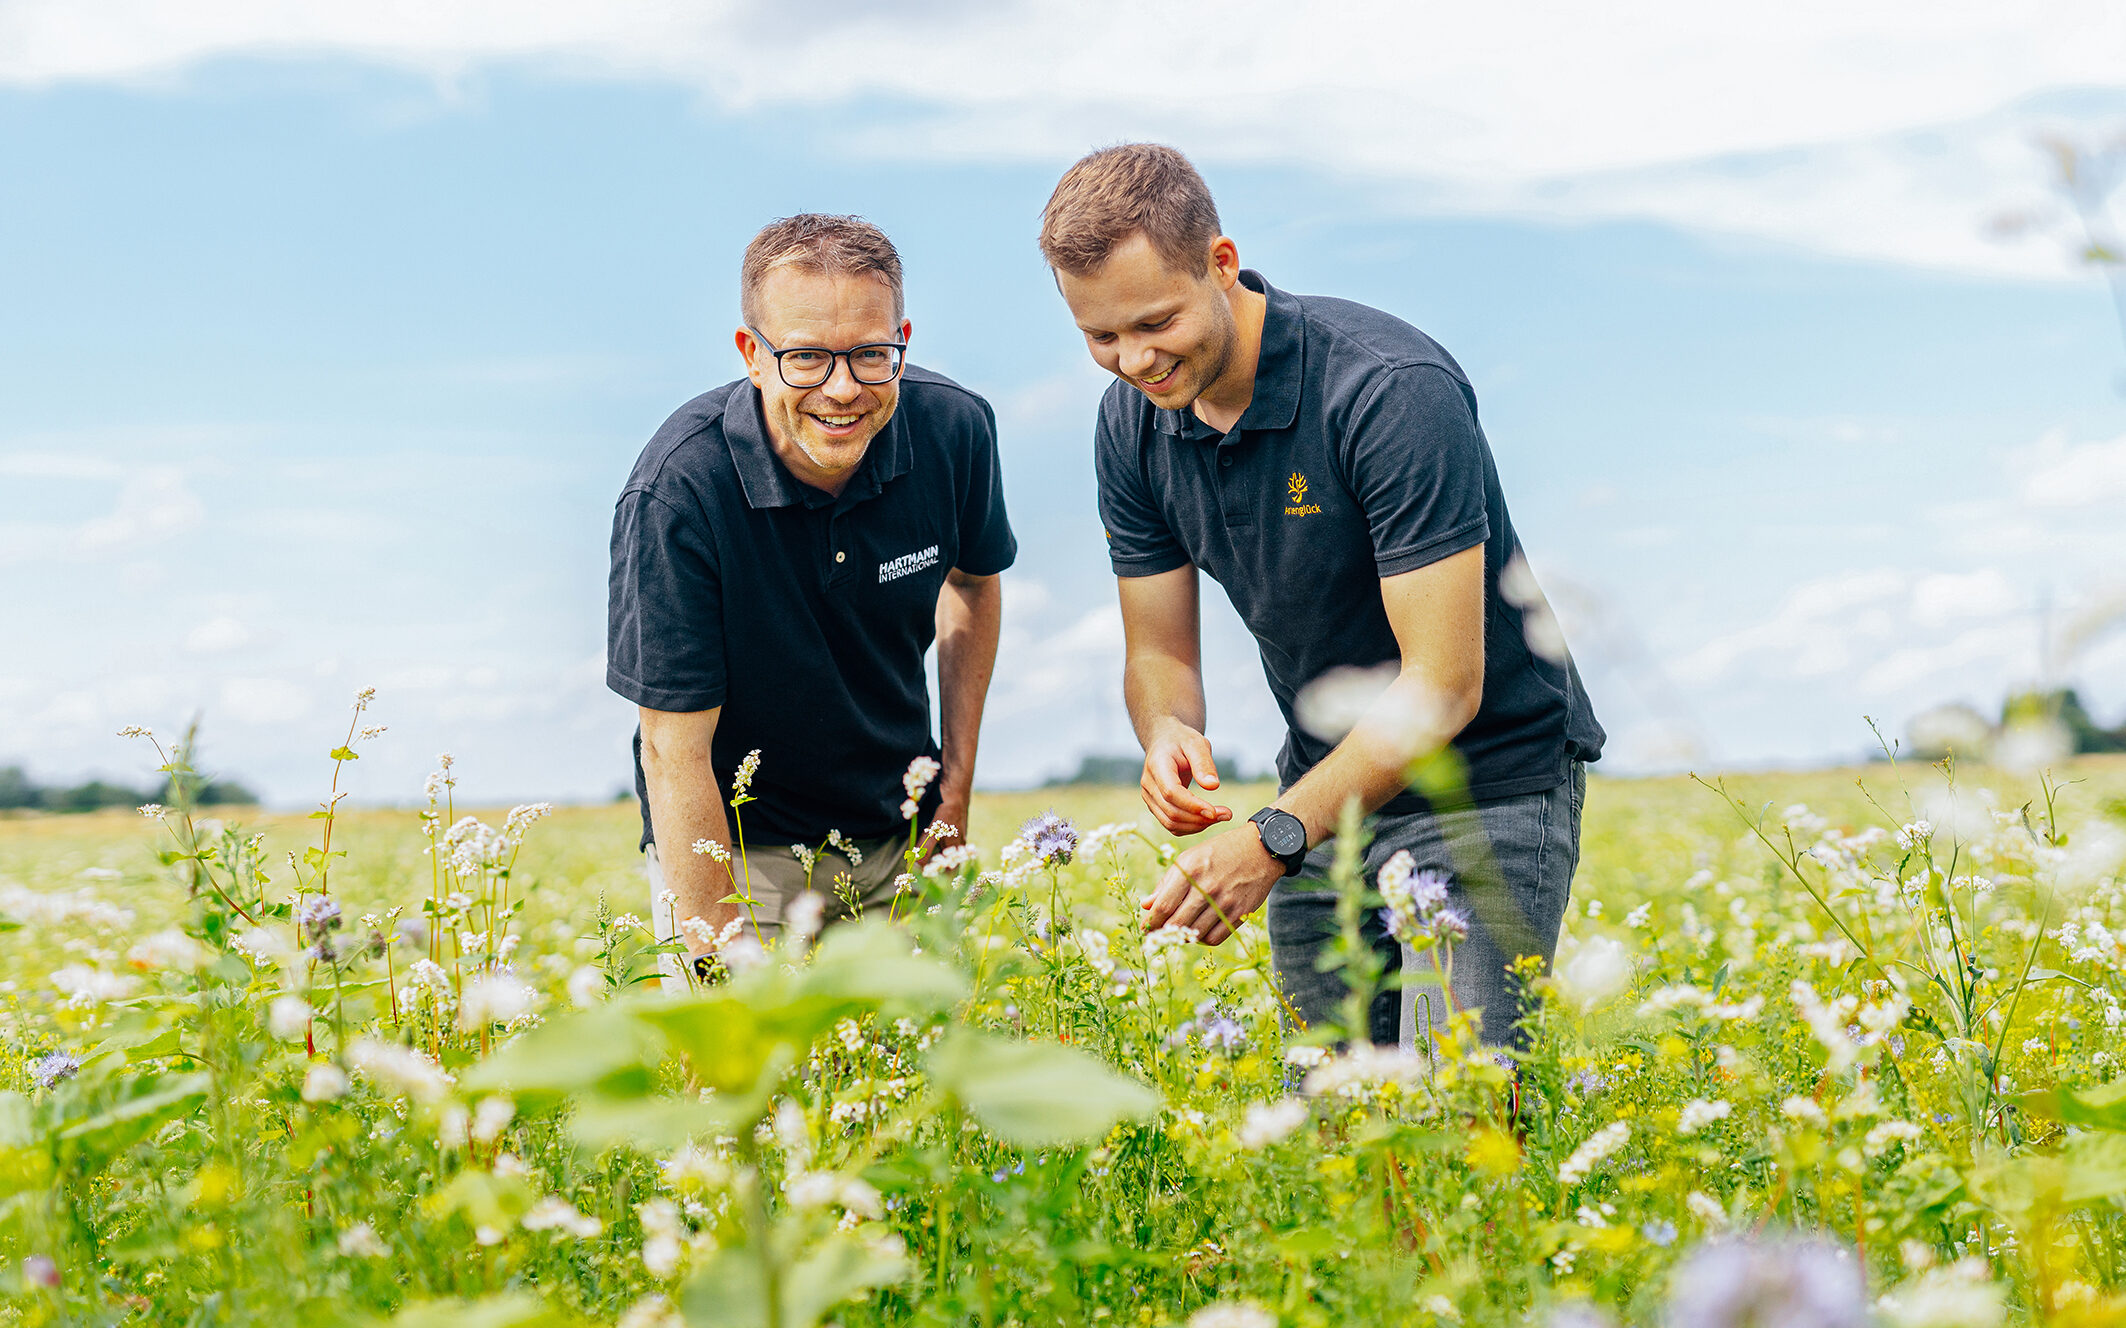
[
  {"xmin": 608, "ymin": 214, "xmax": 1015, "ymax": 984},
  {"xmin": 1038, "ymin": 145, "xmax": 1603, "ymax": 1052}
]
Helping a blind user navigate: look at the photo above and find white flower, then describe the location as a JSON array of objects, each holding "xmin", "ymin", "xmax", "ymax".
[
  {"xmin": 614, "ymin": 1295, "xmax": 684, "ymax": 1328},
  {"xmin": 638, "ymin": 1199, "xmax": 684, "ymax": 1277},
  {"xmin": 1877, "ymin": 1258, "xmax": 2005, "ymax": 1328},
  {"xmin": 1187, "ymin": 1302, "xmax": 1277, "ymax": 1328},
  {"xmin": 1283, "ymin": 1045, "xmax": 1330, "ymax": 1069},
  {"xmin": 662, "ymin": 1143, "xmax": 732, "ymax": 1194},
  {"xmin": 1895, "ymin": 820, "xmax": 1934, "ymax": 851},
  {"xmin": 471, "ymin": 1095, "xmax": 516, "ymax": 1145},
  {"xmin": 501, "ymin": 802, "xmax": 553, "ymax": 845},
  {"xmin": 901, "ymin": 755, "xmax": 941, "ymax": 800},
  {"xmin": 679, "ymin": 916, "xmax": 718, "ymax": 950},
  {"xmin": 1238, "ymin": 1098, "xmax": 1308, "ymax": 1149},
  {"xmin": 1555, "ymin": 934, "xmax": 1631, "ymax": 1012},
  {"xmin": 784, "ymin": 892, "xmax": 826, "ymax": 945},
  {"xmin": 1864, "ymin": 1120, "xmax": 1924, "ymax": 1158},
  {"xmin": 1301, "ymin": 1043, "xmax": 1432, "ymax": 1099},
  {"xmin": 269, "ymin": 994, "xmax": 313, "ymax": 1041},
  {"xmin": 730, "ymin": 750, "xmax": 762, "ymax": 799},
  {"xmin": 720, "ymin": 935, "xmax": 768, "ymax": 976},
  {"xmin": 690, "ymin": 838, "xmax": 730, "ymax": 864},
  {"xmin": 1557, "ymin": 1121, "xmax": 1630, "ymax": 1186},
  {"xmin": 51, "ymin": 965, "xmax": 138, "ymax": 1007},
  {"xmin": 125, "ymin": 929, "xmax": 210, "ymax": 972},
  {"xmin": 346, "ymin": 1037, "xmax": 453, "ymax": 1103},
  {"xmin": 826, "ymin": 829, "xmax": 864, "ymax": 865},
  {"xmin": 1685, "ymin": 1190, "xmax": 1726, "ymax": 1226},
  {"xmin": 1677, "ymin": 1098, "xmax": 1733, "ymax": 1135},
  {"xmin": 790, "ymin": 844, "xmax": 817, "ymax": 871},
  {"xmin": 302, "ymin": 1062, "xmax": 350, "ymax": 1103},
  {"xmin": 523, "ymin": 1195, "xmax": 603, "ymax": 1239},
  {"xmin": 1625, "ymin": 902, "xmax": 1653, "ymax": 929},
  {"xmin": 337, "ymin": 1222, "xmax": 386, "ymax": 1258},
  {"xmin": 567, "ymin": 965, "xmax": 605, "ymax": 1008},
  {"xmin": 137, "ymin": 803, "xmax": 167, "ymax": 821},
  {"xmin": 459, "ymin": 974, "xmax": 534, "ymax": 1030},
  {"xmin": 1780, "ymin": 1096, "xmax": 1829, "ymax": 1128}
]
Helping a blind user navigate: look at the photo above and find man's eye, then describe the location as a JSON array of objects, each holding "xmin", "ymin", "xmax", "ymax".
[
  {"xmin": 785, "ymin": 351, "xmax": 829, "ymax": 368},
  {"xmin": 1088, "ymin": 332, "xmax": 1116, "ymax": 345},
  {"xmin": 1142, "ymin": 317, "xmax": 1173, "ymax": 331},
  {"xmin": 852, "ymin": 349, "xmax": 890, "ymax": 366}
]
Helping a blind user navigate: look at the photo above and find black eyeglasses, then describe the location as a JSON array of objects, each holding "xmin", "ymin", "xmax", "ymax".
[{"xmin": 747, "ymin": 327, "xmax": 908, "ymax": 389}]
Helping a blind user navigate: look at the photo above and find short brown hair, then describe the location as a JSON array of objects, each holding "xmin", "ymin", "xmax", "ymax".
[
  {"xmin": 1038, "ymin": 143, "xmax": 1222, "ymax": 278},
  {"xmin": 740, "ymin": 214, "xmax": 905, "ymax": 327}
]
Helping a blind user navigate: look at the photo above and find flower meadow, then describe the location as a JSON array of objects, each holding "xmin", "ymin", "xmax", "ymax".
[{"xmin": 4, "ymin": 700, "xmax": 2126, "ymax": 1325}]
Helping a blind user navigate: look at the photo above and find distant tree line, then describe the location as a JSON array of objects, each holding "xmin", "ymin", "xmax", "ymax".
[
  {"xmin": 0, "ymin": 765, "xmax": 258, "ymax": 814},
  {"xmin": 1909, "ymin": 687, "xmax": 2126, "ymax": 760}
]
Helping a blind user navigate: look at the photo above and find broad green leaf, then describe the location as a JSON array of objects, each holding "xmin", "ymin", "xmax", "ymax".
[
  {"xmin": 328, "ymin": 746, "xmax": 359, "ymax": 761},
  {"xmin": 682, "ymin": 1231, "xmax": 909, "ymax": 1328},
  {"xmin": 460, "ymin": 1005, "xmax": 662, "ymax": 1106},
  {"xmin": 0, "ymin": 1094, "xmax": 35, "ymax": 1149},
  {"xmin": 925, "ymin": 1029, "xmax": 1157, "ymax": 1147},
  {"xmin": 797, "ymin": 921, "xmax": 968, "ymax": 1012},
  {"xmin": 385, "ymin": 1294, "xmax": 574, "ymax": 1328},
  {"xmin": 566, "ymin": 1094, "xmax": 758, "ymax": 1154},
  {"xmin": 2015, "ymin": 1079, "xmax": 2126, "ymax": 1133},
  {"xmin": 423, "ymin": 1169, "xmax": 538, "ymax": 1230},
  {"xmin": 55, "ymin": 1072, "xmax": 210, "ymax": 1169}
]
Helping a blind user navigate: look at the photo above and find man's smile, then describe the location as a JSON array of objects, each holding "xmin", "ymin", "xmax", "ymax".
[
  {"xmin": 1137, "ymin": 361, "xmax": 1180, "ymax": 391},
  {"xmin": 807, "ymin": 410, "xmax": 866, "ymax": 435}
]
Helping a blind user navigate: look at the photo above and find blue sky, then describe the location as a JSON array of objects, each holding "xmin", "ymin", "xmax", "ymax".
[{"xmin": 4, "ymin": 5, "xmax": 2126, "ymax": 807}]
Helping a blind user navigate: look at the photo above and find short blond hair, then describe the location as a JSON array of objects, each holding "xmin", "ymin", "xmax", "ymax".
[
  {"xmin": 1038, "ymin": 143, "xmax": 1222, "ymax": 278},
  {"xmin": 740, "ymin": 214, "xmax": 904, "ymax": 327}
]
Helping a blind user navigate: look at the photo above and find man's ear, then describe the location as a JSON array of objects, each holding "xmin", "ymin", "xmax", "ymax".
[
  {"xmin": 735, "ymin": 326, "xmax": 768, "ymax": 390},
  {"xmin": 1207, "ymin": 236, "xmax": 1242, "ymax": 290}
]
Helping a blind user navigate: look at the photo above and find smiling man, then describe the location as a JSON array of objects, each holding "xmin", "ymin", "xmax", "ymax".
[
  {"xmin": 608, "ymin": 215, "xmax": 1014, "ymax": 984},
  {"xmin": 1040, "ymin": 146, "xmax": 1604, "ymax": 1049}
]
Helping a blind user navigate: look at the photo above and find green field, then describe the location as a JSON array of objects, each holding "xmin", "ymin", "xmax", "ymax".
[{"xmin": 3, "ymin": 755, "xmax": 2125, "ymax": 1325}]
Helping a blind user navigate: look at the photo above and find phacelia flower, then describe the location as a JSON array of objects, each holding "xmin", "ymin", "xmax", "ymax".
[
  {"xmin": 1020, "ymin": 811, "xmax": 1079, "ymax": 866},
  {"xmin": 295, "ymin": 895, "xmax": 343, "ymax": 943},
  {"xmin": 30, "ymin": 1051, "xmax": 81, "ymax": 1089}
]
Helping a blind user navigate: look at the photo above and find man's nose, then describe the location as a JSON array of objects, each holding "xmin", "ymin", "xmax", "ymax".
[
  {"xmin": 1119, "ymin": 339, "xmax": 1157, "ymax": 378},
  {"xmin": 819, "ymin": 355, "xmax": 863, "ymax": 401}
]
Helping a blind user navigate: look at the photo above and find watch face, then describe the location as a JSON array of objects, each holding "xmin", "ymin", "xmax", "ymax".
[{"xmin": 1263, "ymin": 813, "xmax": 1306, "ymax": 857}]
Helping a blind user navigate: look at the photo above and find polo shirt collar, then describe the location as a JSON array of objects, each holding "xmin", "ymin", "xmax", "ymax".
[
  {"xmin": 723, "ymin": 384, "xmax": 914, "ymax": 510},
  {"xmin": 1150, "ymin": 269, "xmax": 1303, "ymax": 439}
]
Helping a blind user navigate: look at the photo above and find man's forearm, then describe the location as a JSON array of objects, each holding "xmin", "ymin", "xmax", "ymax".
[
  {"xmin": 934, "ymin": 574, "xmax": 1001, "ymax": 809},
  {"xmin": 1124, "ymin": 650, "xmax": 1208, "ymax": 748},
  {"xmin": 1274, "ymin": 668, "xmax": 1479, "ymax": 844},
  {"xmin": 640, "ymin": 740, "xmax": 741, "ymax": 947}
]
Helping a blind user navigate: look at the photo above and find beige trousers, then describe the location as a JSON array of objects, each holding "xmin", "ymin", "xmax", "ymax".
[{"xmin": 644, "ymin": 832, "xmax": 909, "ymax": 990}]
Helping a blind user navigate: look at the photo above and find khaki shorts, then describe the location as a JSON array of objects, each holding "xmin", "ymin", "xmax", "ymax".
[{"xmin": 644, "ymin": 833, "xmax": 909, "ymax": 990}]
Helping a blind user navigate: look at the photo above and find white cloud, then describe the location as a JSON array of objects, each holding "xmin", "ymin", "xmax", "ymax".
[
  {"xmin": 5, "ymin": 0, "xmax": 2122, "ymax": 277},
  {"xmin": 217, "ymin": 676, "xmax": 313, "ymax": 725},
  {"xmin": 77, "ymin": 467, "xmax": 205, "ymax": 551},
  {"xmin": 184, "ymin": 615, "xmax": 253, "ymax": 654},
  {"xmin": 2021, "ymin": 431, "xmax": 2126, "ymax": 507}
]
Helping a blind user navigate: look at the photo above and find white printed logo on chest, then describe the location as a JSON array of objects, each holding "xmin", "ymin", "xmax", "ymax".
[{"xmin": 878, "ymin": 544, "xmax": 940, "ymax": 583}]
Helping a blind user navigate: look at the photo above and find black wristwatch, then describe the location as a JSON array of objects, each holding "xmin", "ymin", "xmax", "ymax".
[{"xmin": 1248, "ymin": 807, "xmax": 1308, "ymax": 877}]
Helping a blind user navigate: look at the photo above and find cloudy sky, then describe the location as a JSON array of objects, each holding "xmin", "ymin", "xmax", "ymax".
[{"xmin": 4, "ymin": 1, "xmax": 2126, "ymax": 807}]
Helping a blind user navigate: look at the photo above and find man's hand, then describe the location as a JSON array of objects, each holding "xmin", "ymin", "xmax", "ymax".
[
  {"xmin": 1140, "ymin": 821, "xmax": 1283, "ymax": 946},
  {"xmin": 1141, "ymin": 717, "xmax": 1234, "ymax": 836},
  {"xmin": 920, "ymin": 797, "xmax": 970, "ymax": 863}
]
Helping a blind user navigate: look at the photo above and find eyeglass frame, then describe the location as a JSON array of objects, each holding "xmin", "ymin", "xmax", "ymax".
[{"xmin": 745, "ymin": 325, "xmax": 910, "ymax": 389}]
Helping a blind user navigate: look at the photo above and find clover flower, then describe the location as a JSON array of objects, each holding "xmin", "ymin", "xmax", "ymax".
[
  {"xmin": 30, "ymin": 1051, "xmax": 81, "ymax": 1089},
  {"xmin": 1019, "ymin": 811, "xmax": 1078, "ymax": 866}
]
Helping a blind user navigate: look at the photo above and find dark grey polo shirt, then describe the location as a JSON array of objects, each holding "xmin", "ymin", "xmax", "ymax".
[
  {"xmin": 1095, "ymin": 271, "xmax": 1603, "ymax": 810},
  {"xmin": 608, "ymin": 366, "xmax": 1016, "ymax": 847}
]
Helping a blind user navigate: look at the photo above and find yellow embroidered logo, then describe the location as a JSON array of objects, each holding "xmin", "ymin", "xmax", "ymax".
[{"xmin": 1284, "ymin": 471, "xmax": 1321, "ymax": 517}]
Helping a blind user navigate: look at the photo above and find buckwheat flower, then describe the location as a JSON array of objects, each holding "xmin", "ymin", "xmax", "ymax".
[
  {"xmin": 1677, "ymin": 1098, "xmax": 1733, "ymax": 1135},
  {"xmin": 302, "ymin": 1062, "xmax": 350, "ymax": 1103},
  {"xmin": 790, "ymin": 843, "xmax": 817, "ymax": 872},
  {"xmin": 137, "ymin": 803, "xmax": 167, "ymax": 821},
  {"xmin": 1782, "ymin": 1096, "xmax": 1830, "ymax": 1128},
  {"xmin": 471, "ymin": 1095, "xmax": 516, "ymax": 1145},
  {"xmin": 268, "ymin": 994, "xmax": 312, "ymax": 1040},
  {"xmin": 459, "ymin": 974, "xmax": 534, "ymax": 1030},
  {"xmin": 1895, "ymin": 820, "xmax": 1934, "ymax": 852},
  {"xmin": 690, "ymin": 838, "xmax": 730, "ymax": 864},
  {"xmin": 615, "ymin": 1295, "xmax": 684, "ymax": 1328},
  {"xmin": 126, "ymin": 929, "xmax": 210, "ymax": 972},
  {"xmin": 523, "ymin": 1195, "xmax": 603, "ymax": 1239},
  {"xmin": 720, "ymin": 935, "xmax": 768, "ymax": 976},
  {"xmin": 900, "ymin": 797, "xmax": 920, "ymax": 820},
  {"xmin": 567, "ymin": 965, "xmax": 605, "ymax": 1007},
  {"xmin": 1557, "ymin": 1121, "xmax": 1630, "ymax": 1185},
  {"xmin": 1283, "ymin": 1045, "xmax": 1330, "ymax": 1069},
  {"xmin": 1877, "ymin": 1258, "xmax": 2004, "ymax": 1328},
  {"xmin": 501, "ymin": 802, "xmax": 553, "ymax": 845},
  {"xmin": 29, "ymin": 1051, "xmax": 81, "ymax": 1089},
  {"xmin": 1863, "ymin": 1120, "xmax": 1924, "ymax": 1157},
  {"xmin": 230, "ymin": 926, "xmax": 294, "ymax": 969},
  {"xmin": 785, "ymin": 891, "xmax": 826, "ymax": 945},
  {"xmin": 1556, "ymin": 934, "xmax": 1631, "ymax": 1012},
  {"xmin": 1302, "ymin": 1042, "xmax": 1432, "ymax": 1098},
  {"xmin": 1625, "ymin": 901, "xmax": 1653, "ymax": 928},
  {"xmin": 1685, "ymin": 1190, "xmax": 1727, "ymax": 1226},
  {"xmin": 902, "ymin": 754, "xmax": 940, "ymax": 801},
  {"xmin": 1180, "ymin": 1298, "xmax": 1281, "ymax": 1328},
  {"xmin": 1666, "ymin": 1234, "xmax": 1867, "ymax": 1328},
  {"xmin": 337, "ymin": 1223, "xmax": 386, "ymax": 1258},
  {"xmin": 352, "ymin": 687, "xmax": 376, "ymax": 710},
  {"xmin": 662, "ymin": 1143, "xmax": 733, "ymax": 1195},
  {"xmin": 346, "ymin": 1037, "xmax": 453, "ymax": 1103},
  {"xmin": 730, "ymin": 749, "xmax": 762, "ymax": 799},
  {"xmin": 51, "ymin": 966, "xmax": 137, "ymax": 1007},
  {"xmin": 1239, "ymin": 1098, "xmax": 1308, "ymax": 1149},
  {"xmin": 1019, "ymin": 811, "xmax": 1079, "ymax": 866},
  {"xmin": 826, "ymin": 829, "xmax": 863, "ymax": 865},
  {"xmin": 638, "ymin": 1199, "xmax": 684, "ymax": 1277},
  {"xmin": 117, "ymin": 725, "xmax": 153, "ymax": 739}
]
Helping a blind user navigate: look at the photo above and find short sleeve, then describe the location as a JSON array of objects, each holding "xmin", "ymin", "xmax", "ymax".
[
  {"xmin": 1343, "ymin": 364, "xmax": 1492, "ymax": 576},
  {"xmin": 606, "ymin": 487, "xmax": 726, "ymax": 712},
  {"xmin": 953, "ymin": 397, "xmax": 1018, "ymax": 576},
  {"xmin": 1094, "ymin": 391, "xmax": 1189, "ymax": 577}
]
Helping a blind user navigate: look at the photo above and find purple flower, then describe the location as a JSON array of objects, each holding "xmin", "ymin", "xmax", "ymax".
[
  {"xmin": 29, "ymin": 1051, "xmax": 80, "ymax": 1089},
  {"xmin": 1020, "ymin": 812, "xmax": 1079, "ymax": 866},
  {"xmin": 1642, "ymin": 1219, "xmax": 1677, "ymax": 1247},
  {"xmin": 1379, "ymin": 905, "xmax": 1422, "ymax": 946},
  {"xmin": 1567, "ymin": 1069, "xmax": 1608, "ymax": 1097},
  {"xmin": 295, "ymin": 895, "xmax": 343, "ymax": 944},
  {"xmin": 1409, "ymin": 868, "xmax": 1451, "ymax": 914},
  {"xmin": 1430, "ymin": 906, "xmax": 1470, "ymax": 943},
  {"xmin": 1666, "ymin": 1235, "xmax": 1868, "ymax": 1328},
  {"xmin": 21, "ymin": 1254, "xmax": 58, "ymax": 1289}
]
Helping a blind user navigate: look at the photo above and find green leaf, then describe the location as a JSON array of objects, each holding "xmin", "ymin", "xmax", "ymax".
[
  {"xmin": 55, "ymin": 1072, "xmax": 210, "ymax": 1170},
  {"xmin": 682, "ymin": 1231, "xmax": 909, "ymax": 1328},
  {"xmin": 2018, "ymin": 1078, "xmax": 2126, "ymax": 1133},
  {"xmin": 328, "ymin": 746, "xmax": 359, "ymax": 761},
  {"xmin": 796, "ymin": 921, "xmax": 968, "ymax": 1012},
  {"xmin": 925, "ymin": 1029, "xmax": 1157, "ymax": 1147},
  {"xmin": 459, "ymin": 1005, "xmax": 662, "ymax": 1107},
  {"xmin": 384, "ymin": 1294, "xmax": 575, "ymax": 1328}
]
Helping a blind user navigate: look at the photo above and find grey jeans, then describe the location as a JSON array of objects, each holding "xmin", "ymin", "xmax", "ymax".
[{"xmin": 1266, "ymin": 762, "xmax": 1585, "ymax": 1050}]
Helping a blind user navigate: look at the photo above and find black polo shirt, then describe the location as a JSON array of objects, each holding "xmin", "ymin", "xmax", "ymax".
[
  {"xmin": 1095, "ymin": 271, "xmax": 1603, "ymax": 810},
  {"xmin": 608, "ymin": 366, "xmax": 1016, "ymax": 847}
]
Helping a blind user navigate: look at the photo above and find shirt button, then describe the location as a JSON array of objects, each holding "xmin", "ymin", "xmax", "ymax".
[
  {"xmin": 1219, "ymin": 453, "xmax": 1233, "ymax": 467},
  {"xmin": 835, "ymin": 551, "xmax": 846, "ymax": 563}
]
